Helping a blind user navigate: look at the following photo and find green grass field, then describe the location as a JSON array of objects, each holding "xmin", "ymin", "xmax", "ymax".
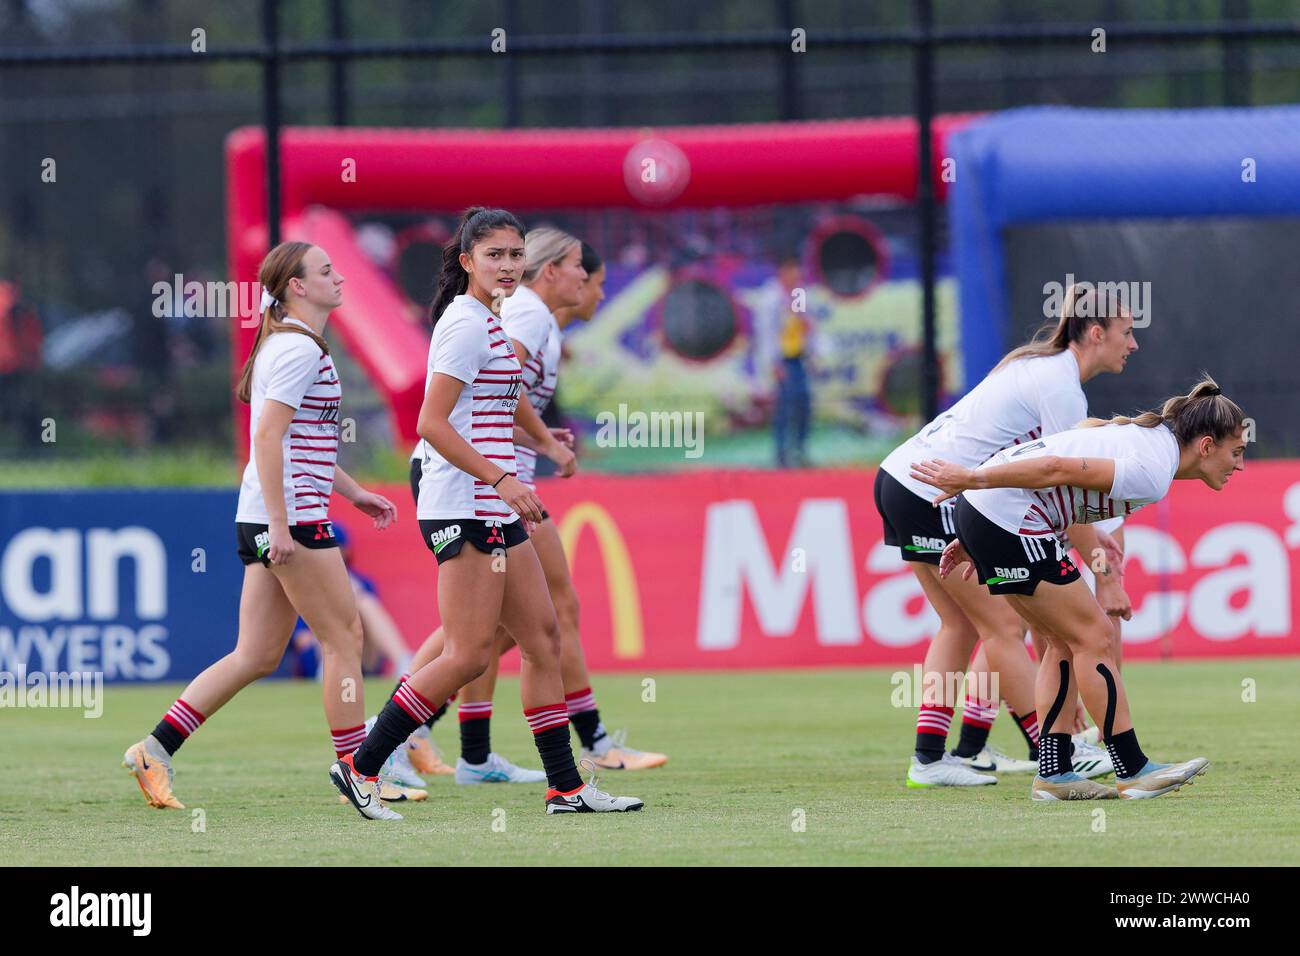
[{"xmin": 3, "ymin": 660, "xmax": 1298, "ymax": 866}]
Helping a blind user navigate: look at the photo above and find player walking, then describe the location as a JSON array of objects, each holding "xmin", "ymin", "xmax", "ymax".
[
  {"xmin": 123, "ymin": 242, "xmax": 399, "ymax": 814},
  {"xmin": 329, "ymin": 208, "xmax": 642, "ymax": 817}
]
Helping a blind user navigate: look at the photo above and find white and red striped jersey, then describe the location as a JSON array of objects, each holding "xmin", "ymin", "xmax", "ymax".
[
  {"xmin": 880, "ymin": 348, "xmax": 1088, "ymax": 503},
  {"xmin": 236, "ymin": 319, "xmax": 340, "ymax": 526},
  {"xmin": 963, "ymin": 422, "xmax": 1179, "ymax": 537},
  {"xmin": 415, "ymin": 294, "xmax": 523, "ymax": 523},
  {"xmin": 499, "ymin": 284, "xmax": 561, "ymax": 488}
]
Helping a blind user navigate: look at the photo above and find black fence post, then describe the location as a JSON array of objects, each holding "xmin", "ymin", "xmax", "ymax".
[
  {"xmin": 263, "ymin": 0, "xmax": 282, "ymax": 247},
  {"xmin": 329, "ymin": 0, "xmax": 349, "ymax": 125},
  {"xmin": 914, "ymin": 0, "xmax": 939, "ymax": 424}
]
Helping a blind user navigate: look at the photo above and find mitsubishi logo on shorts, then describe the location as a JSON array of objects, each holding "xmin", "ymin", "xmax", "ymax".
[{"xmin": 485, "ymin": 521, "xmax": 505, "ymax": 546}]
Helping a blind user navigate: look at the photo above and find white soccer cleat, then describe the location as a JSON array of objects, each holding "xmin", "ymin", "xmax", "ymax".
[
  {"xmin": 955, "ymin": 745, "xmax": 1037, "ymax": 773},
  {"xmin": 1030, "ymin": 771, "xmax": 1118, "ymax": 801},
  {"xmin": 381, "ymin": 738, "xmax": 427, "ymax": 789},
  {"xmin": 1070, "ymin": 735, "xmax": 1115, "ymax": 778},
  {"xmin": 329, "ymin": 754, "xmax": 403, "ymax": 820},
  {"xmin": 1116, "ymin": 758, "xmax": 1209, "ymax": 800},
  {"xmin": 906, "ymin": 753, "xmax": 997, "ymax": 788},
  {"xmin": 545, "ymin": 760, "xmax": 644, "ymax": 813},
  {"xmin": 455, "ymin": 752, "xmax": 547, "ymax": 785}
]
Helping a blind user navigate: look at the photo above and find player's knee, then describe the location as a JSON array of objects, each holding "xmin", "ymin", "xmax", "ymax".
[
  {"xmin": 238, "ymin": 647, "xmax": 282, "ymax": 679},
  {"xmin": 1074, "ymin": 623, "xmax": 1113, "ymax": 661},
  {"xmin": 552, "ymin": 587, "xmax": 580, "ymax": 628}
]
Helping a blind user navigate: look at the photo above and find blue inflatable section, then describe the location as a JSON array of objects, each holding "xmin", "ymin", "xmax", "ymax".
[{"xmin": 948, "ymin": 105, "xmax": 1300, "ymax": 386}]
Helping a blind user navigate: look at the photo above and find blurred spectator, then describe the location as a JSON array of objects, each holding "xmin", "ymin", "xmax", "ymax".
[
  {"xmin": 752, "ymin": 255, "xmax": 813, "ymax": 467},
  {"xmin": 0, "ymin": 281, "xmax": 44, "ymax": 447},
  {"xmin": 288, "ymin": 522, "xmax": 414, "ymax": 679}
]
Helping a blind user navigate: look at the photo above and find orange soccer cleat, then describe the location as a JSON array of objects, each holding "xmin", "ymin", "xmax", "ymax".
[
  {"xmin": 406, "ymin": 734, "xmax": 455, "ymax": 776},
  {"xmin": 582, "ymin": 730, "xmax": 668, "ymax": 771},
  {"xmin": 123, "ymin": 738, "xmax": 184, "ymax": 809}
]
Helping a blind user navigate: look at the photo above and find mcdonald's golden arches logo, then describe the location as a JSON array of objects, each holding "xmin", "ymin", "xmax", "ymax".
[{"xmin": 556, "ymin": 503, "xmax": 644, "ymax": 659}]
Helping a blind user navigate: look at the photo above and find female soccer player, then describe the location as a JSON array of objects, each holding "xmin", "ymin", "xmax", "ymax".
[
  {"xmin": 123, "ymin": 241, "xmax": 400, "ymax": 816},
  {"xmin": 913, "ymin": 377, "xmax": 1241, "ymax": 800},
  {"xmin": 330, "ymin": 208, "xmax": 642, "ymax": 816},
  {"xmin": 875, "ymin": 284, "xmax": 1134, "ymax": 788}
]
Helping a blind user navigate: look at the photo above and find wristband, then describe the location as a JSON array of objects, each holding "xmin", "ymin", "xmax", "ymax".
[{"xmin": 491, "ymin": 473, "xmax": 507, "ymax": 489}]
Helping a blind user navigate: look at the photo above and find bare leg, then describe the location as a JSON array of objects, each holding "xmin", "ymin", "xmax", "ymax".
[{"xmin": 272, "ymin": 547, "xmax": 367, "ymax": 731}]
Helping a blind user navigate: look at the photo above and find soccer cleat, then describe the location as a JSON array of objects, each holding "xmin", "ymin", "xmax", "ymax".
[
  {"xmin": 906, "ymin": 753, "xmax": 997, "ymax": 788},
  {"xmin": 328, "ymin": 753, "xmax": 403, "ymax": 820},
  {"xmin": 545, "ymin": 759, "xmax": 644, "ymax": 813},
  {"xmin": 455, "ymin": 752, "xmax": 547, "ymax": 785},
  {"xmin": 1116, "ymin": 758, "xmax": 1209, "ymax": 800},
  {"xmin": 1070, "ymin": 736, "xmax": 1114, "ymax": 778},
  {"xmin": 582, "ymin": 729, "xmax": 667, "ymax": 770},
  {"xmin": 954, "ymin": 745, "xmax": 1037, "ymax": 773},
  {"xmin": 123, "ymin": 736, "xmax": 184, "ymax": 809},
  {"xmin": 381, "ymin": 739, "xmax": 427, "ymax": 789},
  {"xmin": 338, "ymin": 779, "xmax": 426, "ymax": 805},
  {"xmin": 407, "ymin": 731, "xmax": 455, "ymax": 777},
  {"xmin": 1030, "ymin": 771, "xmax": 1119, "ymax": 801}
]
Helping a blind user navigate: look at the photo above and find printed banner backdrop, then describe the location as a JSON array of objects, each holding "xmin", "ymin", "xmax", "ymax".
[{"xmin": 3, "ymin": 465, "xmax": 1298, "ymax": 681}]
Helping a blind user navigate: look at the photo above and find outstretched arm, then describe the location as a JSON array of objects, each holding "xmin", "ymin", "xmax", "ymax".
[{"xmin": 910, "ymin": 455, "xmax": 1116, "ymax": 504}]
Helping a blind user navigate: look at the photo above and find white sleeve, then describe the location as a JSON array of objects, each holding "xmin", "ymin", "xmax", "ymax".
[
  {"xmin": 432, "ymin": 312, "xmax": 486, "ymax": 386},
  {"xmin": 1110, "ymin": 455, "xmax": 1172, "ymax": 504},
  {"xmin": 1034, "ymin": 377, "xmax": 1089, "ymax": 438},
  {"xmin": 500, "ymin": 304, "xmax": 551, "ymax": 362},
  {"xmin": 263, "ymin": 337, "xmax": 321, "ymax": 409}
]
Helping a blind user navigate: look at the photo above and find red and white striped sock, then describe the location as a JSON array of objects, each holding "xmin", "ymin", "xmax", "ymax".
[
  {"xmin": 151, "ymin": 697, "xmax": 206, "ymax": 755},
  {"xmin": 330, "ymin": 723, "xmax": 367, "ymax": 759},
  {"xmin": 915, "ymin": 704, "xmax": 954, "ymax": 761},
  {"xmin": 1008, "ymin": 704, "xmax": 1041, "ymax": 758},
  {"xmin": 564, "ymin": 687, "xmax": 596, "ymax": 715},
  {"xmin": 525, "ymin": 703, "xmax": 581, "ymax": 793},
  {"xmin": 393, "ymin": 682, "xmax": 436, "ymax": 723},
  {"xmin": 961, "ymin": 695, "xmax": 999, "ymax": 730}
]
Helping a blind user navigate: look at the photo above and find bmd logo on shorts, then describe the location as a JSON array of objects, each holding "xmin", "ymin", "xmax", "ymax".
[
  {"xmin": 988, "ymin": 566, "xmax": 1030, "ymax": 585},
  {"xmin": 905, "ymin": 535, "xmax": 946, "ymax": 554},
  {"xmin": 429, "ymin": 525, "xmax": 462, "ymax": 555}
]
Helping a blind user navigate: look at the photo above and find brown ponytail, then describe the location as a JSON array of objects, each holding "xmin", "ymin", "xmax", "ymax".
[
  {"xmin": 992, "ymin": 283, "xmax": 1125, "ymax": 372},
  {"xmin": 236, "ymin": 241, "xmax": 331, "ymax": 404},
  {"xmin": 1079, "ymin": 375, "xmax": 1245, "ymax": 446}
]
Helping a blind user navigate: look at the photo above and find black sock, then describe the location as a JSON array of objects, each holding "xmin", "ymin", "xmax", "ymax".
[
  {"xmin": 533, "ymin": 725, "xmax": 582, "ymax": 792},
  {"xmin": 1038, "ymin": 732, "xmax": 1072, "ymax": 777},
  {"xmin": 460, "ymin": 717, "xmax": 491, "ymax": 765},
  {"xmin": 951, "ymin": 721, "xmax": 991, "ymax": 758},
  {"xmin": 1105, "ymin": 728, "xmax": 1148, "ymax": 779},
  {"xmin": 426, "ymin": 700, "xmax": 448, "ymax": 730},
  {"xmin": 569, "ymin": 708, "xmax": 604, "ymax": 751},
  {"xmin": 150, "ymin": 721, "xmax": 184, "ymax": 756},
  {"xmin": 352, "ymin": 699, "xmax": 419, "ymax": 777},
  {"xmin": 914, "ymin": 732, "xmax": 946, "ymax": 764}
]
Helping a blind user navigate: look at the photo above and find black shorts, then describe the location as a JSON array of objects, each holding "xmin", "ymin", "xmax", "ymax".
[
  {"xmin": 953, "ymin": 497, "xmax": 1080, "ymax": 596},
  {"xmin": 418, "ymin": 518, "xmax": 529, "ymax": 565},
  {"xmin": 411, "ymin": 457, "xmax": 549, "ymax": 521},
  {"xmin": 873, "ymin": 469, "xmax": 957, "ymax": 565},
  {"xmin": 236, "ymin": 521, "xmax": 339, "ymax": 567}
]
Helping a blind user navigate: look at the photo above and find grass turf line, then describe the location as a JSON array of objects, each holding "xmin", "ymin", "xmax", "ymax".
[{"xmin": 1, "ymin": 660, "xmax": 1297, "ymax": 866}]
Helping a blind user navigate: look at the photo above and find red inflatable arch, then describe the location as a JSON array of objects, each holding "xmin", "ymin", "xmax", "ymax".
[{"xmin": 224, "ymin": 116, "xmax": 973, "ymax": 459}]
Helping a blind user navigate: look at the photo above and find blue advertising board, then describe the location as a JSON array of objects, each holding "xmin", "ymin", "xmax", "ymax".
[{"xmin": 1, "ymin": 490, "xmax": 244, "ymax": 683}]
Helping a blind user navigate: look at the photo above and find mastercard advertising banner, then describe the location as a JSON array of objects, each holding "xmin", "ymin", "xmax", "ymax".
[{"xmin": 350, "ymin": 463, "xmax": 1300, "ymax": 670}]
